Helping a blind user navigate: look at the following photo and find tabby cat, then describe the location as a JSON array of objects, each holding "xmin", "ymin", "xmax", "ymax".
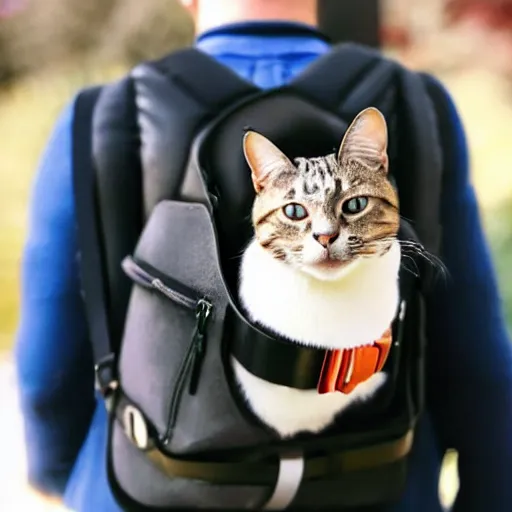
[{"xmin": 234, "ymin": 107, "xmax": 401, "ymax": 438}]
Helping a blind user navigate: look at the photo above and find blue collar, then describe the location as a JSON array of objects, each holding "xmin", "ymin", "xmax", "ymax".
[
  {"xmin": 195, "ymin": 21, "xmax": 331, "ymax": 58},
  {"xmin": 196, "ymin": 21, "xmax": 330, "ymax": 43}
]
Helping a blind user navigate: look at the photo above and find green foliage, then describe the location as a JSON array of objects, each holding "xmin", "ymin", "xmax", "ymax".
[
  {"xmin": 0, "ymin": 0, "xmax": 193, "ymax": 87},
  {"xmin": 484, "ymin": 201, "xmax": 512, "ymax": 334}
]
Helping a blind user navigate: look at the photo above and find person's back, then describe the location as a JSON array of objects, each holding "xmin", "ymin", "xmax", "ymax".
[{"xmin": 15, "ymin": 1, "xmax": 512, "ymax": 511}]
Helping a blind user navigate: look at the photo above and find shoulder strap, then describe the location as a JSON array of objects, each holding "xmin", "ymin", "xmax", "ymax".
[
  {"xmin": 290, "ymin": 43, "xmax": 443, "ymax": 255},
  {"xmin": 141, "ymin": 47, "xmax": 259, "ymax": 109},
  {"xmin": 291, "ymin": 43, "xmax": 395, "ymax": 116},
  {"xmin": 72, "ymin": 86, "xmax": 117, "ymax": 400},
  {"xmin": 396, "ymin": 71, "xmax": 443, "ymax": 255},
  {"xmin": 129, "ymin": 48, "xmax": 259, "ymax": 218}
]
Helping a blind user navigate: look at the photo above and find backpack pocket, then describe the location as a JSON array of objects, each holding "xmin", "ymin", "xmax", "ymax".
[
  {"xmin": 121, "ymin": 255, "xmax": 213, "ymax": 441},
  {"xmin": 108, "ymin": 200, "xmax": 272, "ymax": 510}
]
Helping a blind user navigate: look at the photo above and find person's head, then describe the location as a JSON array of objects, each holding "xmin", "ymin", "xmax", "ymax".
[{"xmin": 179, "ymin": 0, "xmax": 318, "ymax": 35}]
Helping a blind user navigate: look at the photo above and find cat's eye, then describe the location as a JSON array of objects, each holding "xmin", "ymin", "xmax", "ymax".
[
  {"xmin": 342, "ymin": 196, "xmax": 369, "ymax": 215},
  {"xmin": 283, "ymin": 203, "xmax": 308, "ymax": 220}
]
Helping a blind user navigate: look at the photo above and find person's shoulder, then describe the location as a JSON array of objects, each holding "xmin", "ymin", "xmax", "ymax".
[
  {"xmin": 48, "ymin": 96, "xmax": 76, "ymax": 146},
  {"xmin": 39, "ymin": 96, "xmax": 76, "ymax": 171},
  {"xmin": 28, "ymin": 96, "xmax": 79, "ymax": 228}
]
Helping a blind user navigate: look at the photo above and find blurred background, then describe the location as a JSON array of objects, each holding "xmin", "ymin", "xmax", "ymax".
[{"xmin": 1, "ymin": 0, "xmax": 512, "ymax": 510}]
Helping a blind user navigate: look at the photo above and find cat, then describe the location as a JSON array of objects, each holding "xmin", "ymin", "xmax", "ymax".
[{"xmin": 233, "ymin": 107, "xmax": 402, "ymax": 438}]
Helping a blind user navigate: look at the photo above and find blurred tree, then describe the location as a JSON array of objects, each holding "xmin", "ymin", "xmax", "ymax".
[
  {"xmin": 0, "ymin": 0, "xmax": 192, "ymax": 87},
  {"xmin": 485, "ymin": 200, "xmax": 512, "ymax": 333},
  {"xmin": 97, "ymin": 0, "xmax": 193, "ymax": 66},
  {"xmin": 0, "ymin": 0, "xmax": 118, "ymax": 82}
]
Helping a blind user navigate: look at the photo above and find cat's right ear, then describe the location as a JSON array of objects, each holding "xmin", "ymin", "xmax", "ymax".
[
  {"xmin": 337, "ymin": 107, "xmax": 389, "ymax": 173},
  {"xmin": 243, "ymin": 131, "xmax": 292, "ymax": 193}
]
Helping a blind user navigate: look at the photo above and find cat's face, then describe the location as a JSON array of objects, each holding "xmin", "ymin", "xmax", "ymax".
[{"xmin": 243, "ymin": 107, "xmax": 400, "ymax": 281}]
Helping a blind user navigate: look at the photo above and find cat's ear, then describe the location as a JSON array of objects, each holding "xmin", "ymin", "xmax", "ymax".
[
  {"xmin": 243, "ymin": 131, "xmax": 293, "ymax": 193},
  {"xmin": 337, "ymin": 107, "xmax": 389, "ymax": 173}
]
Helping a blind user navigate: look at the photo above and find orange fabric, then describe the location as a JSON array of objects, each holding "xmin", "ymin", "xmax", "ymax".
[
  {"xmin": 317, "ymin": 349, "xmax": 344, "ymax": 393},
  {"xmin": 317, "ymin": 327, "xmax": 392, "ymax": 395}
]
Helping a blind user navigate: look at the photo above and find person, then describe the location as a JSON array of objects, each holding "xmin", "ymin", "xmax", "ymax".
[{"xmin": 14, "ymin": 1, "xmax": 512, "ymax": 511}]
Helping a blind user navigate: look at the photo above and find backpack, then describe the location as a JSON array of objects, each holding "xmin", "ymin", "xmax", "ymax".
[{"xmin": 72, "ymin": 43, "xmax": 448, "ymax": 510}]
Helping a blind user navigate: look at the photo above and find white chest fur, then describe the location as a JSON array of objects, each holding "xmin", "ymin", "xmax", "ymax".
[{"xmin": 233, "ymin": 241, "xmax": 401, "ymax": 438}]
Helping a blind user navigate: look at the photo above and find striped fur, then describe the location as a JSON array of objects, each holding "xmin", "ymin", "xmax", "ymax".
[
  {"xmin": 244, "ymin": 108, "xmax": 399, "ymax": 280},
  {"xmin": 236, "ymin": 108, "xmax": 402, "ymax": 436}
]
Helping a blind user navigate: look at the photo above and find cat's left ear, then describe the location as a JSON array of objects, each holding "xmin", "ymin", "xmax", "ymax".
[
  {"xmin": 243, "ymin": 131, "xmax": 293, "ymax": 193},
  {"xmin": 337, "ymin": 107, "xmax": 389, "ymax": 173}
]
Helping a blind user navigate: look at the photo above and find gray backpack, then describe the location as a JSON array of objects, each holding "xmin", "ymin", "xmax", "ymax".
[{"xmin": 72, "ymin": 43, "xmax": 446, "ymax": 510}]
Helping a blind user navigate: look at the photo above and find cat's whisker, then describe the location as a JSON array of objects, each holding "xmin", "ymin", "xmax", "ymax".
[
  {"xmin": 229, "ymin": 250, "xmax": 247, "ymax": 261},
  {"xmin": 400, "ymin": 254, "xmax": 420, "ymax": 278},
  {"xmin": 399, "ymin": 214, "xmax": 415, "ymax": 224},
  {"xmin": 361, "ymin": 238, "xmax": 395, "ymax": 256},
  {"xmin": 397, "ymin": 240, "xmax": 450, "ymax": 283}
]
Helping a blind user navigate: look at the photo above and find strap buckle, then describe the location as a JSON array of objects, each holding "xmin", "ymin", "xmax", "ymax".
[
  {"xmin": 94, "ymin": 353, "xmax": 118, "ymax": 399},
  {"xmin": 123, "ymin": 405, "xmax": 150, "ymax": 450}
]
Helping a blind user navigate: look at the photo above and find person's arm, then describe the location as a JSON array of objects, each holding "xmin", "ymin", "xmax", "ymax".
[
  {"xmin": 14, "ymin": 99, "xmax": 96, "ymax": 497},
  {"xmin": 424, "ymin": 79, "xmax": 512, "ymax": 511}
]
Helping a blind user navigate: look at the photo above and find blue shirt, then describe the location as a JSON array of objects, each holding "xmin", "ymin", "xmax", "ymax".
[{"xmin": 15, "ymin": 22, "xmax": 512, "ymax": 512}]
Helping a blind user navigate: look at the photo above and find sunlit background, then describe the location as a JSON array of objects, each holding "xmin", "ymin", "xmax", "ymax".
[{"xmin": 1, "ymin": 0, "xmax": 512, "ymax": 510}]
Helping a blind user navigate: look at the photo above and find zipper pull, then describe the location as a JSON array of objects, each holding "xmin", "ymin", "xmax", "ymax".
[{"xmin": 189, "ymin": 299, "xmax": 212, "ymax": 395}]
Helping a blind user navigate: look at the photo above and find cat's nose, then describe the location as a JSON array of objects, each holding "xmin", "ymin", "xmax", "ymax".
[{"xmin": 313, "ymin": 231, "xmax": 339, "ymax": 248}]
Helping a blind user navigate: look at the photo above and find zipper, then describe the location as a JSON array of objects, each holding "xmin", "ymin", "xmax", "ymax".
[
  {"xmin": 122, "ymin": 256, "xmax": 200, "ymax": 310},
  {"xmin": 188, "ymin": 299, "xmax": 212, "ymax": 395},
  {"xmin": 122, "ymin": 255, "xmax": 213, "ymax": 444}
]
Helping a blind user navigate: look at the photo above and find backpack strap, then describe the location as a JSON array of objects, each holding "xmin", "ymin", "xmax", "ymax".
[
  {"xmin": 290, "ymin": 43, "xmax": 443, "ymax": 256},
  {"xmin": 397, "ymin": 71, "xmax": 443, "ymax": 256},
  {"xmin": 129, "ymin": 48, "xmax": 259, "ymax": 218},
  {"xmin": 72, "ymin": 86, "xmax": 118, "ymax": 400},
  {"xmin": 92, "ymin": 77, "xmax": 145, "ymax": 352},
  {"xmin": 291, "ymin": 43, "xmax": 395, "ymax": 116}
]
